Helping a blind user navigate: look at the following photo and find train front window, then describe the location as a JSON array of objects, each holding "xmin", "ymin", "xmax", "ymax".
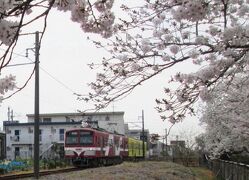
[
  {"xmin": 80, "ymin": 131, "xmax": 93, "ymax": 145},
  {"xmin": 66, "ymin": 131, "xmax": 78, "ymax": 145}
]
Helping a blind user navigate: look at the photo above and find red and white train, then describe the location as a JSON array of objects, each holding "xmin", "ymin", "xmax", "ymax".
[{"xmin": 64, "ymin": 127, "xmax": 129, "ymax": 167}]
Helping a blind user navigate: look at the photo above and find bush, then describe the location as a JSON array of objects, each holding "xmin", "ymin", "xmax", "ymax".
[
  {"xmin": 0, "ymin": 167, "xmax": 6, "ymax": 174},
  {"xmin": 47, "ymin": 160, "xmax": 56, "ymax": 169}
]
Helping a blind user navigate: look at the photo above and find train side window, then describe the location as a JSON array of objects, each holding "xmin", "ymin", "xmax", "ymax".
[
  {"xmin": 100, "ymin": 137, "xmax": 104, "ymax": 147},
  {"xmin": 97, "ymin": 136, "xmax": 101, "ymax": 146}
]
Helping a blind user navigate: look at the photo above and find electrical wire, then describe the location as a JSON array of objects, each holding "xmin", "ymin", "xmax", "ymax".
[
  {"xmin": 0, "ymin": 47, "xmax": 79, "ymax": 95},
  {"xmin": 0, "ymin": 46, "xmax": 82, "ymax": 114}
]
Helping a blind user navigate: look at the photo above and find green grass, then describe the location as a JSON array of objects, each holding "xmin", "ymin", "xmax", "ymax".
[{"xmin": 190, "ymin": 167, "xmax": 217, "ymax": 180}]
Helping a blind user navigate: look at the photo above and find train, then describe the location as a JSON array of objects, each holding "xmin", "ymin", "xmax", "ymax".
[{"xmin": 64, "ymin": 127, "xmax": 146, "ymax": 167}]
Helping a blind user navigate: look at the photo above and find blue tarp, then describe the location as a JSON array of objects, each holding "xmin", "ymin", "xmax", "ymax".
[{"xmin": 0, "ymin": 160, "xmax": 28, "ymax": 172}]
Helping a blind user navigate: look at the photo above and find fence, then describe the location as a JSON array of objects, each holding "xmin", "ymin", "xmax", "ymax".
[
  {"xmin": 207, "ymin": 159, "xmax": 249, "ymax": 180},
  {"xmin": 147, "ymin": 156, "xmax": 199, "ymax": 167}
]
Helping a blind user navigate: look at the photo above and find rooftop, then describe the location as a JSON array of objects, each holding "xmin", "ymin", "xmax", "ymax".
[
  {"xmin": 3, "ymin": 121, "xmax": 82, "ymax": 126},
  {"xmin": 26, "ymin": 111, "xmax": 125, "ymax": 117}
]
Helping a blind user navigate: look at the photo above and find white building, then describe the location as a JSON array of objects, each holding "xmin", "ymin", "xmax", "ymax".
[{"xmin": 3, "ymin": 111, "xmax": 125, "ymax": 160}]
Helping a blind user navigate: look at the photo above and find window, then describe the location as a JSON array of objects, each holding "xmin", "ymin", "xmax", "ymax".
[
  {"xmin": 14, "ymin": 130, "xmax": 20, "ymax": 142},
  {"xmin": 43, "ymin": 118, "xmax": 51, "ymax": 123},
  {"xmin": 65, "ymin": 131, "xmax": 78, "ymax": 145},
  {"xmin": 51, "ymin": 127, "xmax": 56, "ymax": 133},
  {"xmin": 66, "ymin": 117, "xmax": 70, "ymax": 122},
  {"xmin": 59, "ymin": 129, "xmax": 64, "ymax": 141},
  {"xmin": 15, "ymin": 147, "xmax": 20, "ymax": 158},
  {"xmin": 39, "ymin": 129, "xmax": 42, "ymax": 141},
  {"xmin": 79, "ymin": 131, "xmax": 93, "ymax": 145}
]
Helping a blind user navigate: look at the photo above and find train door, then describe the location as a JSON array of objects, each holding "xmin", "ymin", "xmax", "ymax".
[{"xmin": 100, "ymin": 136, "xmax": 104, "ymax": 156}]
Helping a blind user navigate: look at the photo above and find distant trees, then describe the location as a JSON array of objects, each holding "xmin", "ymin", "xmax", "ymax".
[{"xmin": 199, "ymin": 74, "xmax": 249, "ymax": 158}]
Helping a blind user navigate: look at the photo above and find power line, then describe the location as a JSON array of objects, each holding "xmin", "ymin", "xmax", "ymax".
[
  {"xmin": 5, "ymin": 62, "xmax": 34, "ymax": 67},
  {"xmin": 25, "ymin": 49, "xmax": 79, "ymax": 95},
  {"xmin": 0, "ymin": 47, "xmax": 79, "ymax": 95},
  {"xmin": 0, "ymin": 46, "xmax": 33, "ymax": 59},
  {"xmin": 39, "ymin": 66, "xmax": 78, "ymax": 94}
]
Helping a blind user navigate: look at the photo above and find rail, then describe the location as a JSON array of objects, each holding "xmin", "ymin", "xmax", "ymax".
[{"xmin": 0, "ymin": 167, "xmax": 80, "ymax": 180}]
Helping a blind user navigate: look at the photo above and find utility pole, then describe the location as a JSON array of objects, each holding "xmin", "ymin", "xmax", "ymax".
[
  {"xmin": 142, "ymin": 110, "xmax": 145, "ymax": 159},
  {"xmin": 34, "ymin": 31, "xmax": 40, "ymax": 179},
  {"xmin": 11, "ymin": 109, "xmax": 13, "ymax": 121},
  {"xmin": 162, "ymin": 135, "xmax": 165, "ymax": 154},
  {"xmin": 165, "ymin": 128, "xmax": 167, "ymax": 155}
]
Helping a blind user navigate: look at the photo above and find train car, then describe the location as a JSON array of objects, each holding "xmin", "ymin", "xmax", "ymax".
[
  {"xmin": 64, "ymin": 127, "xmax": 128, "ymax": 167},
  {"xmin": 128, "ymin": 137, "xmax": 147, "ymax": 159}
]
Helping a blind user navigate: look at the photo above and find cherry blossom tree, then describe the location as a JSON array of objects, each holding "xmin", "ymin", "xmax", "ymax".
[
  {"xmin": 0, "ymin": 0, "xmax": 116, "ymax": 102},
  {"xmin": 81, "ymin": 0, "xmax": 249, "ymax": 124},
  {"xmin": 199, "ymin": 74, "xmax": 249, "ymax": 158}
]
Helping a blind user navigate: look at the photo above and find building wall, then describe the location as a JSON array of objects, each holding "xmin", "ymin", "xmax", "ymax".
[
  {"xmin": 27, "ymin": 112, "xmax": 125, "ymax": 135},
  {"xmin": 4, "ymin": 123, "xmax": 81, "ymax": 160}
]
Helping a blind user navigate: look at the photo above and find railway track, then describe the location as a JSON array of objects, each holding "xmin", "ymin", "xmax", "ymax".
[{"xmin": 0, "ymin": 167, "xmax": 82, "ymax": 179}]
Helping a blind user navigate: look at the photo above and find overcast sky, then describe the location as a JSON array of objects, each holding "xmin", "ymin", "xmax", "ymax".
[{"xmin": 0, "ymin": 7, "xmax": 203, "ymax": 141}]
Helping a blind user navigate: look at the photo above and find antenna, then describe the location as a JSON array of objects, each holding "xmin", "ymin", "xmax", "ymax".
[
  {"xmin": 7, "ymin": 107, "xmax": 10, "ymax": 121},
  {"xmin": 11, "ymin": 109, "xmax": 13, "ymax": 121},
  {"xmin": 7, "ymin": 107, "xmax": 14, "ymax": 121}
]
